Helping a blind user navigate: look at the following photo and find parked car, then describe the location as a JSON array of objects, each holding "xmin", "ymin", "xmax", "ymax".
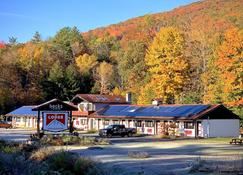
[
  {"xmin": 0, "ymin": 121, "xmax": 12, "ymax": 129},
  {"xmin": 99, "ymin": 124, "xmax": 136, "ymax": 137}
]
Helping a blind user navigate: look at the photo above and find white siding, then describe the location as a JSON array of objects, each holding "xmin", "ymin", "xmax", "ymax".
[{"xmin": 202, "ymin": 119, "xmax": 239, "ymax": 137}]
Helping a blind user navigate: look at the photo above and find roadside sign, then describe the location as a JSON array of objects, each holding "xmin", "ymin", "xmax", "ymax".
[
  {"xmin": 32, "ymin": 98, "xmax": 78, "ymax": 136},
  {"xmin": 43, "ymin": 112, "xmax": 68, "ymax": 132}
]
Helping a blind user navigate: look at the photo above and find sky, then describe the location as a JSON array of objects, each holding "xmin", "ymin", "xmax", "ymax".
[{"xmin": 0, "ymin": 0, "xmax": 198, "ymax": 43}]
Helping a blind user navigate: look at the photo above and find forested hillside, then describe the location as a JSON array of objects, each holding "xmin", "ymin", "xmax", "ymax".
[{"xmin": 0, "ymin": 0, "xmax": 242, "ymax": 119}]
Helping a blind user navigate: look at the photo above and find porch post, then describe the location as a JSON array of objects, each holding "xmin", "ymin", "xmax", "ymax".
[
  {"xmin": 69, "ymin": 111, "xmax": 73, "ymax": 133},
  {"xmin": 194, "ymin": 120, "xmax": 197, "ymax": 138},
  {"xmin": 37, "ymin": 110, "xmax": 40, "ymax": 138}
]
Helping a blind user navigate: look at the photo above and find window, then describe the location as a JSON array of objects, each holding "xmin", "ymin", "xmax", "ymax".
[
  {"xmin": 135, "ymin": 120, "xmax": 142, "ymax": 127},
  {"xmin": 78, "ymin": 102, "xmax": 94, "ymax": 111},
  {"xmin": 184, "ymin": 122, "xmax": 194, "ymax": 129},
  {"xmin": 80, "ymin": 119, "xmax": 86, "ymax": 125},
  {"xmin": 104, "ymin": 120, "xmax": 109, "ymax": 125},
  {"xmin": 16, "ymin": 117, "xmax": 21, "ymax": 122},
  {"xmin": 113, "ymin": 120, "xmax": 119, "ymax": 124},
  {"xmin": 145, "ymin": 121, "xmax": 154, "ymax": 127}
]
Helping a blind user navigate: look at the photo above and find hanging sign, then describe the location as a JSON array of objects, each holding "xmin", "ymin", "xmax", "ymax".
[{"xmin": 43, "ymin": 112, "xmax": 68, "ymax": 132}]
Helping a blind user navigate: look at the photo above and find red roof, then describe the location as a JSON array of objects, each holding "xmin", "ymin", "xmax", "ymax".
[{"xmin": 73, "ymin": 94, "xmax": 127, "ymax": 104}]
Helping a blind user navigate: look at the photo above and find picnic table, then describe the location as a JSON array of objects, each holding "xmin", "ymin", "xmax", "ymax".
[{"xmin": 230, "ymin": 138, "xmax": 243, "ymax": 145}]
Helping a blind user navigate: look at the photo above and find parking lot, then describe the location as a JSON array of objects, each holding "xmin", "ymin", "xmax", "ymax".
[{"xmin": 1, "ymin": 129, "xmax": 243, "ymax": 175}]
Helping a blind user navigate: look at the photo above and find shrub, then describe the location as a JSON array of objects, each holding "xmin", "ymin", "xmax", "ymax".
[
  {"xmin": 48, "ymin": 150, "xmax": 76, "ymax": 173},
  {"xmin": 128, "ymin": 151, "xmax": 150, "ymax": 159},
  {"xmin": 74, "ymin": 157, "xmax": 97, "ymax": 175},
  {"xmin": 30, "ymin": 147, "xmax": 56, "ymax": 161}
]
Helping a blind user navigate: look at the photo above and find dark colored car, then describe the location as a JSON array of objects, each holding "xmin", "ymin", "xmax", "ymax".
[
  {"xmin": 0, "ymin": 121, "xmax": 12, "ymax": 129},
  {"xmin": 99, "ymin": 124, "xmax": 136, "ymax": 137}
]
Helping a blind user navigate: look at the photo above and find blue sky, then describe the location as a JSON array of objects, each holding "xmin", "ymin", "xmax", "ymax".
[{"xmin": 0, "ymin": 0, "xmax": 198, "ymax": 43}]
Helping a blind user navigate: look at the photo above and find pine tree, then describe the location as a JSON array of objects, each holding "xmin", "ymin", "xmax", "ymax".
[{"xmin": 31, "ymin": 31, "xmax": 42, "ymax": 43}]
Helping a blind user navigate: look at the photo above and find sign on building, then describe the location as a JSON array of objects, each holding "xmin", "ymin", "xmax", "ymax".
[{"xmin": 43, "ymin": 112, "xmax": 68, "ymax": 132}]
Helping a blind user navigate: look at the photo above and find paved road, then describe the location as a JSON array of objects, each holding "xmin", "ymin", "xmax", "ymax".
[
  {"xmin": 0, "ymin": 128, "xmax": 160, "ymax": 143},
  {"xmin": 0, "ymin": 128, "xmax": 36, "ymax": 142}
]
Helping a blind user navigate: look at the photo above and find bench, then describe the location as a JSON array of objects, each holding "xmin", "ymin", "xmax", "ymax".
[{"xmin": 230, "ymin": 138, "xmax": 243, "ymax": 145}]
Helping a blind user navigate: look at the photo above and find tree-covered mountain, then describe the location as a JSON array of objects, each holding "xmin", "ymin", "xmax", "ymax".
[{"xmin": 0, "ymin": 0, "xmax": 242, "ymax": 120}]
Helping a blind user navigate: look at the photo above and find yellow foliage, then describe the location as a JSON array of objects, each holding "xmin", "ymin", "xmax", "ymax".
[
  {"xmin": 18, "ymin": 42, "xmax": 44, "ymax": 70},
  {"xmin": 97, "ymin": 62, "xmax": 114, "ymax": 94},
  {"xmin": 216, "ymin": 27, "xmax": 243, "ymax": 105},
  {"xmin": 75, "ymin": 54, "xmax": 97, "ymax": 74},
  {"xmin": 143, "ymin": 27, "xmax": 189, "ymax": 104},
  {"xmin": 137, "ymin": 83, "xmax": 155, "ymax": 105},
  {"xmin": 111, "ymin": 87, "xmax": 124, "ymax": 96}
]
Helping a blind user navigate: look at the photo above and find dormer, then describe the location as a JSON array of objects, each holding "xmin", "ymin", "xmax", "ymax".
[{"xmin": 78, "ymin": 102, "xmax": 95, "ymax": 112}]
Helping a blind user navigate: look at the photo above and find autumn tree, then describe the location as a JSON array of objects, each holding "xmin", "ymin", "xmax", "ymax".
[
  {"xmin": 216, "ymin": 27, "xmax": 243, "ymax": 105},
  {"xmin": 202, "ymin": 27, "xmax": 243, "ymax": 121},
  {"xmin": 143, "ymin": 27, "xmax": 189, "ymax": 104},
  {"xmin": 96, "ymin": 62, "xmax": 115, "ymax": 94},
  {"xmin": 75, "ymin": 53, "xmax": 97, "ymax": 75}
]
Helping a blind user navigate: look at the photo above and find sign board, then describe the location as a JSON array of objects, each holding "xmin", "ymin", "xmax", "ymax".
[{"xmin": 43, "ymin": 112, "xmax": 68, "ymax": 132}]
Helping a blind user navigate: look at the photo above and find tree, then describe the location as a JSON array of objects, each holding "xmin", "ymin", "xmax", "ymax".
[
  {"xmin": 46, "ymin": 60, "xmax": 65, "ymax": 99},
  {"xmin": 96, "ymin": 62, "xmax": 115, "ymax": 94},
  {"xmin": 137, "ymin": 83, "xmax": 156, "ymax": 105},
  {"xmin": 216, "ymin": 27, "xmax": 243, "ymax": 105},
  {"xmin": 117, "ymin": 41, "xmax": 147, "ymax": 103},
  {"xmin": 202, "ymin": 27, "xmax": 243, "ymax": 122},
  {"xmin": 51, "ymin": 27, "xmax": 86, "ymax": 65},
  {"xmin": 31, "ymin": 31, "xmax": 42, "ymax": 43},
  {"xmin": 63, "ymin": 64, "xmax": 80, "ymax": 100},
  {"xmin": 18, "ymin": 42, "xmax": 44, "ymax": 70},
  {"xmin": 8, "ymin": 37, "xmax": 17, "ymax": 45},
  {"xmin": 144, "ymin": 27, "xmax": 189, "ymax": 104},
  {"xmin": 75, "ymin": 53, "xmax": 97, "ymax": 75}
]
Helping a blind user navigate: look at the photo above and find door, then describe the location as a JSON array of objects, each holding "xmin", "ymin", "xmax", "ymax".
[
  {"xmin": 90, "ymin": 119, "xmax": 94, "ymax": 130},
  {"xmin": 196, "ymin": 121, "xmax": 202, "ymax": 137}
]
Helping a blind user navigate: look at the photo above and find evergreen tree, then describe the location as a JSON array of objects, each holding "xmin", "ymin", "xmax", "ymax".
[
  {"xmin": 31, "ymin": 31, "xmax": 42, "ymax": 43},
  {"xmin": 63, "ymin": 64, "xmax": 80, "ymax": 100},
  {"xmin": 46, "ymin": 60, "xmax": 65, "ymax": 99}
]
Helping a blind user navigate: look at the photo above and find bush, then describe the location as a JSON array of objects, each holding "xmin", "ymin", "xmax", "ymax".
[
  {"xmin": 30, "ymin": 147, "xmax": 56, "ymax": 161},
  {"xmin": 74, "ymin": 157, "xmax": 97, "ymax": 175},
  {"xmin": 38, "ymin": 134, "xmax": 110, "ymax": 146},
  {"xmin": 128, "ymin": 151, "xmax": 150, "ymax": 159},
  {"xmin": 0, "ymin": 140, "xmax": 109, "ymax": 175},
  {"xmin": 48, "ymin": 150, "xmax": 76, "ymax": 173}
]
